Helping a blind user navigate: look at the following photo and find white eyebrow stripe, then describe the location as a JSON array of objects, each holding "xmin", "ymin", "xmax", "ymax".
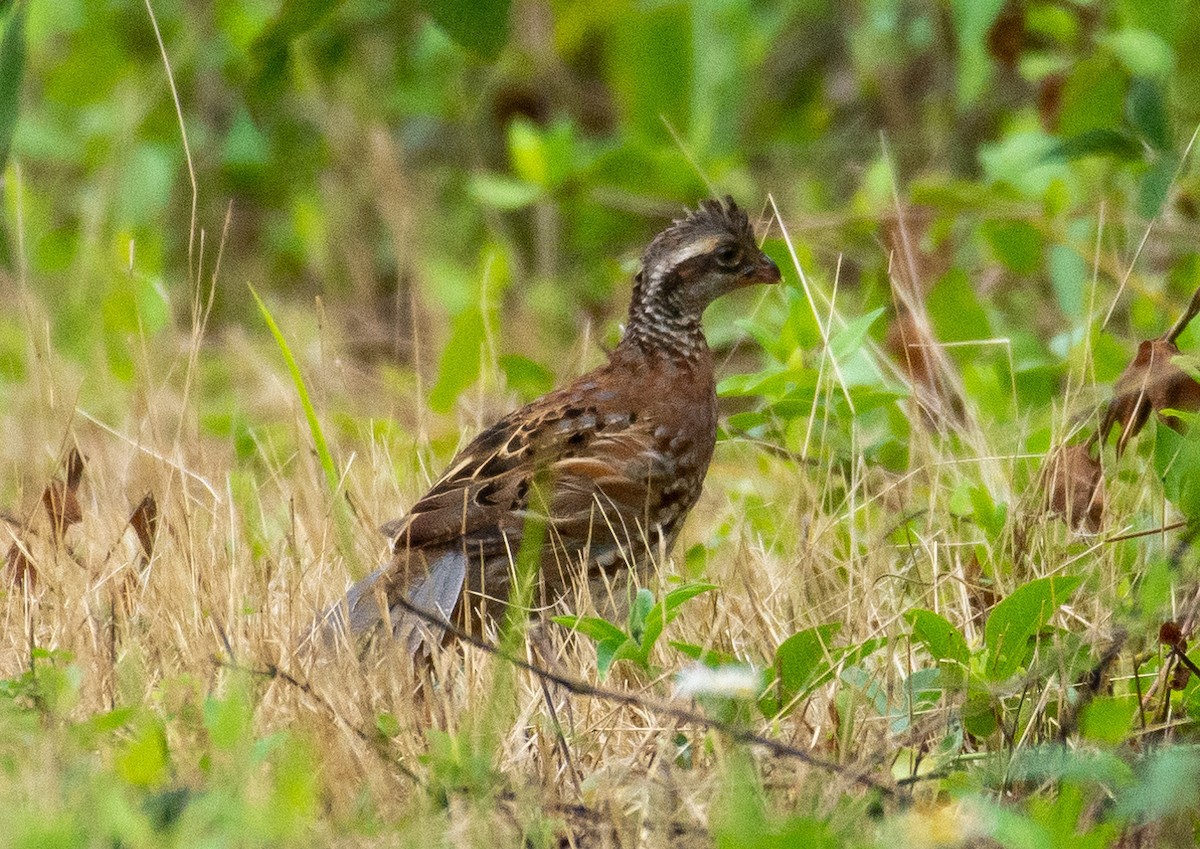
[{"xmin": 652, "ymin": 236, "xmax": 720, "ymax": 277}]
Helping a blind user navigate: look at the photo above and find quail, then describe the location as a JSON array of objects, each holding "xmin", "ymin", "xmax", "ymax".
[{"xmin": 325, "ymin": 197, "xmax": 781, "ymax": 651}]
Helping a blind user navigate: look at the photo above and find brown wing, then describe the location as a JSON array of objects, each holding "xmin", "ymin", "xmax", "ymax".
[{"xmin": 340, "ymin": 392, "xmax": 679, "ymax": 645}]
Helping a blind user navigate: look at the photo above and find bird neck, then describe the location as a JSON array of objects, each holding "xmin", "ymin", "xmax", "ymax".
[
  {"xmin": 616, "ymin": 268, "xmax": 710, "ymax": 363},
  {"xmin": 618, "ymin": 297, "xmax": 709, "ymax": 364}
]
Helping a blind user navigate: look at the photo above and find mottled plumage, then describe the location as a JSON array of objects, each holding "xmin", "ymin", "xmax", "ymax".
[{"xmin": 323, "ymin": 197, "xmax": 780, "ymax": 651}]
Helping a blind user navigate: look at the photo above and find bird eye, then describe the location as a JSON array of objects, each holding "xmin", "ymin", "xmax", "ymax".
[{"xmin": 715, "ymin": 244, "xmax": 742, "ymax": 269}]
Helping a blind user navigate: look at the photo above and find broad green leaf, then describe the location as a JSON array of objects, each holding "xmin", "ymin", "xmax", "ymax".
[
  {"xmin": 418, "ymin": 0, "xmax": 511, "ymax": 60},
  {"xmin": 670, "ymin": 641, "xmax": 739, "ymax": 668},
  {"xmin": 1153, "ymin": 423, "xmax": 1200, "ymax": 522},
  {"xmin": 1127, "ymin": 77, "xmax": 1171, "ymax": 151},
  {"xmin": 249, "ymin": 0, "xmax": 342, "ymax": 101},
  {"xmin": 499, "ymin": 354, "xmax": 554, "ymax": 398},
  {"xmin": 829, "ymin": 307, "xmax": 884, "ymax": 361},
  {"xmin": 950, "ymin": 0, "xmax": 1005, "ymax": 104},
  {"xmin": 551, "ymin": 614, "xmax": 627, "ymax": 645},
  {"xmin": 773, "ymin": 623, "xmax": 841, "ymax": 706},
  {"xmin": 634, "ymin": 583, "xmax": 717, "ymax": 659},
  {"xmin": 1079, "ymin": 696, "xmax": 1136, "ymax": 744},
  {"xmin": 428, "ymin": 306, "xmax": 486, "ymax": 412},
  {"xmin": 985, "ymin": 575, "xmax": 1082, "ymax": 679},
  {"xmin": 1102, "ymin": 28, "xmax": 1175, "ymax": 79},
  {"xmin": 1048, "ymin": 244, "xmax": 1087, "ymax": 321},
  {"xmin": 0, "ymin": 1, "xmax": 26, "ymax": 171},
  {"xmin": 468, "ymin": 173, "xmax": 540, "ymax": 211},
  {"xmin": 1138, "ymin": 154, "xmax": 1178, "ymax": 219},
  {"xmin": 982, "ymin": 219, "xmax": 1044, "ymax": 274},
  {"xmin": 1058, "ymin": 56, "xmax": 1127, "ymax": 137},
  {"xmin": 905, "ymin": 609, "xmax": 969, "ymax": 666},
  {"xmin": 627, "ymin": 587, "xmax": 654, "ymax": 643},
  {"xmin": 116, "ymin": 721, "xmax": 169, "ymax": 787},
  {"xmin": 928, "ymin": 269, "xmax": 990, "ymax": 343},
  {"xmin": 1048, "ymin": 128, "xmax": 1141, "ymax": 162}
]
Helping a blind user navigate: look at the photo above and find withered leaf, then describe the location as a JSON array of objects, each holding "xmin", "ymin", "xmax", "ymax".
[
  {"xmin": 1170, "ymin": 662, "xmax": 1191, "ymax": 691},
  {"xmin": 41, "ymin": 447, "xmax": 87, "ymax": 540},
  {"xmin": 1043, "ymin": 443, "xmax": 1105, "ymax": 532},
  {"xmin": 65, "ymin": 447, "xmax": 86, "ymax": 491},
  {"xmin": 886, "ymin": 308, "xmax": 966, "ymax": 428},
  {"xmin": 42, "ymin": 481, "xmax": 82, "ymax": 538},
  {"xmin": 1099, "ymin": 338, "xmax": 1200, "ymax": 455},
  {"xmin": 1101, "ymin": 287, "xmax": 1200, "ymax": 455},
  {"xmin": 5, "ymin": 541, "xmax": 36, "ymax": 589},
  {"xmin": 129, "ymin": 492, "xmax": 159, "ymax": 564},
  {"xmin": 1159, "ymin": 620, "xmax": 1186, "ymax": 652}
]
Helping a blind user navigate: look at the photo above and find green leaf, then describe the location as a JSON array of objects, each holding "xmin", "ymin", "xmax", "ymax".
[
  {"xmin": 1101, "ymin": 28, "xmax": 1175, "ymax": 80},
  {"xmin": 634, "ymin": 583, "xmax": 717, "ymax": 659},
  {"xmin": 627, "ymin": 587, "xmax": 654, "ymax": 644},
  {"xmin": 249, "ymin": 0, "xmax": 342, "ymax": 102},
  {"xmin": 1058, "ymin": 56, "xmax": 1127, "ymax": 137},
  {"xmin": 1127, "ymin": 77, "xmax": 1171, "ymax": 151},
  {"xmin": 1138, "ymin": 154, "xmax": 1178, "ymax": 219},
  {"xmin": 982, "ymin": 219, "xmax": 1044, "ymax": 274},
  {"xmin": 1153, "ymin": 423, "xmax": 1200, "ymax": 522},
  {"xmin": 928, "ymin": 268, "xmax": 991, "ymax": 343},
  {"xmin": 950, "ymin": 0, "xmax": 1006, "ymax": 104},
  {"xmin": 984, "ymin": 575, "xmax": 1082, "ymax": 679},
  {"xmin": 117, "ymin": 721, "xmax": 169, "ymax": 787},
  {"xmin": 469, "ymin": 173, "xmax": 540, "ymax": 211},
  {"xmin": 905, "ymin": 609, "xmax": 969, "ymax": 666},
  {"xmin": 1079, "ymin": 696, "xmax": 1135, "ymax": 744},
  {"xmin": 773, "ymin": 623, "xmax": 841, "ymax": 707},
  {"xmin": 499, "ymin": 354, "xmax": 554, "ymax": 398},
  {"xmin": 829, "ymin": 307, "xmax": 884, "ymax": 361},
  {"xmin": 417, "ymin": 0, "xmax": 511, "ymax": 60},
  {"xmin": 551, "ymin": 614, "xmax": 626, "ymax": 645},
  {"xmin": 0, "ymin": 1, "xmax": 26, "ymax": 172},
  {"xmin": 428, "ymin": 306, "xmax": 486, "ymax": 413},
  {"xmin": 1048, "ymin": 128, "xmax": 1142, "ymax": 162},
  {"xmin": 670, "ymin": 641, "xmax": 739, "ymax": 668}
]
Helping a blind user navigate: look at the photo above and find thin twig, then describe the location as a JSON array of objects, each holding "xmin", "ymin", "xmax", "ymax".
[{"xmin": 320, "ymin": 593, "xmax": 899, "ymax": 798}]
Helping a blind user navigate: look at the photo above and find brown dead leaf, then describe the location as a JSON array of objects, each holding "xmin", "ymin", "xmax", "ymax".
[
  {"xmin": 887, "ymin": 307, "xmax": 966, "ymax": 429},
  {"xmin": 1159, "ymin": 620, "xmax": 1186, "ymax": 652},
  {"xmin": 41, "ymin": 481, "xmax": 82, "ymax": 538},
  {"xmin": 1100, "ymin": 287, "xmax": 1200, "ymax": 455},
  {"xmin": 5, "ymin": 541, "xmax": 36, "ymax": 589},
  {"xmin": 1043, "ymin": 443, "xmax": 1105, "ymax": 532},
  {"xmin": 1170, "ymin": 663, "xmax": 1191, "ymax": 691},
  {"xmin": 42, "ymin": 447, "xmax": 86, "ymax": 539},
  {"xmin": 65, "ymin": 447, "xmax": 85, "ymax": 491},
  {"xmin": 129, "ymin": 492, "xmax": 159, "ymax": 565}
]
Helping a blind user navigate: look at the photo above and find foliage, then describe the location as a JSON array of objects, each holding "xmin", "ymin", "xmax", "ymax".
[{"xmin": 4, "ymin": 0, "xmax": 1200, "ymax": 846}]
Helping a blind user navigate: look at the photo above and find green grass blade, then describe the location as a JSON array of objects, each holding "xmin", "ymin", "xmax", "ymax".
[{"xmin": 248, "ymin": 284, "xmax": 338, "ymax": 494}]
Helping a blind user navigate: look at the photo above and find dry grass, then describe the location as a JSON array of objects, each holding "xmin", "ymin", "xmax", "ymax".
[{"xmin": 0, "ymin": 209, "xmax": 1196, "ymax": 846}]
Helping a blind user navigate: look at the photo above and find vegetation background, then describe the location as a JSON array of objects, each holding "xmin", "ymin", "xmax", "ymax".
[{"xmin": 2, "ymin": 0, "xmax": 1200, "ymax": 845}]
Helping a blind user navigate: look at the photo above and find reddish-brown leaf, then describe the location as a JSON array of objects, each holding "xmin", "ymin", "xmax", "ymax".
[
  {"xmin": 65, "ymin": 447, "xmax": 85, "ymax": 491},
  {"xmin": 1099, "ymin": 338, "xmax": 1200, "ymax": 454},
  {"xmin": 1170, "ymin": 662, "xmax": 1191, "ymax": 691},
  {"xmin": 129, "ymin": 492, "xmax": 159, "ymax": 564},
  {"xmin": 4, "ymin": 541, "xmax": 36, "ymax": 589},
  {"xmin": 1100, "ymin": 287, "xmax": 1200, "ymax": 455},
  {"xmin": 41, "ymin": 448, "xmax": 87, "ymax": 540},
  {"xmin": 1159, "ymin": 620, "xmax": 1187, "ymax": 652},
  {"xmin": 42, "ymin": 481, "xmax": 82, "ymax": 537},
  {"xmin": 886, "ymin": 308, "xmax": 966, "ymax": 428},
  {"xmin": 1043, "ymin": 443, "xmax": 1105, "ymax": 532},
  {"xmin": 986, "ymin": 7, "xmax": 1025, "ymax": 69}
]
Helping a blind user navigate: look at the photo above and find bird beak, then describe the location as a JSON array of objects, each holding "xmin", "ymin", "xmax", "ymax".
[{"xmin": 745, "ymin": 254, "xmax": 782, "ymax": 285}]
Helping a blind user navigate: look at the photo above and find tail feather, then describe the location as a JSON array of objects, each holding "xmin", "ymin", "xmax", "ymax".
[{"xmin": 313, "ymin": 551, "xmax": 467, "ymax": 654}]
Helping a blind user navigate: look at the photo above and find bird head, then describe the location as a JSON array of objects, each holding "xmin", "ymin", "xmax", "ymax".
[{"xmin": 633, "ymin": 197, "xmax": 781, "ymax": 323}]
